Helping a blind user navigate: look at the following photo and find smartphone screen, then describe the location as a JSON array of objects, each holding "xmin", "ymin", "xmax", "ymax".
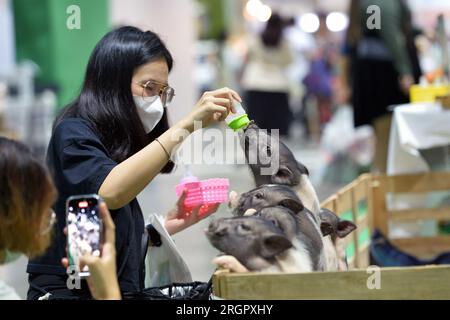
[{"xmin": 66, "ymin": 194, "xmax": 103, "ymax": 278}]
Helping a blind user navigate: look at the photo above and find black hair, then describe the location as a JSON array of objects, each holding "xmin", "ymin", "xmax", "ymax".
[
  {"xmin": 57, "ymin": 26, "xmax": 174, "ymax": 172},
  {"xmin": 261, "ymin": 13, "xmax": 285, "ymax": 47}
]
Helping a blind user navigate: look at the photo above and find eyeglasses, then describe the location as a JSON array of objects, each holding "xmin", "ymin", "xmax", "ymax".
[
  {"xmin": 136, "ymin": 80, "xmax": 175, "ymax": 107},
  {"xmin": 40, "ymin": 210, "xmax": 56, "ymax": 235}
]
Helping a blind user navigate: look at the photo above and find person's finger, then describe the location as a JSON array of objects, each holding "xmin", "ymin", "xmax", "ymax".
[
  {"xmin": 226, "ymin": 93, "xmax": 237, "ymax": 114},
  {"xmin": 99, "ymin": 202, "xmax": 115, "ymax": 245},
  {"xmin": 208, "ymin": 97, "xmax": 231, "ymax": 111},
  {"xmin": 207, "ymin": 203, "xmax": 220, "ymax": 216},
  {"xmin": 243, "ymin": 208, "xmax": 257, "ymax": 216},
  {"xmin": 63, "ymin": 227, "xmax": 69, "ymax": 263},
  {"xmin": 218, "ymin": 110, "xmax": 227, "ymax": 122},
  {"xmin": 212, "ymin": 112, "xmax": 222, "ymax": 122},
  {"xmin": 212, "ymin": 255, "xmax": 248, "ymax": 272},
  {"xmin": 173, "ymin": 189, "xmax": 188, "ymax": 218},
  {"xmin": 61, "ymin": 257, "xmax": 69, "ymax": 268},
  {"xmin": 196, "ymin": 203, "xmax": 219, "ymax": 221},
  {"xmin": 208, "ymin": 87, "xmax": 242, "ymax": 103},
  {"xmin": 228, "ymin": 191, "xmax": 239, "ymax": 209},
  {"xmin": 79, "ymin": 254, "xmax": 97, "ymax": 272},
  {"xmin": 85, "ymin": 278, "xmax": 96, "ymax": 296},
  {"xmin": 206, "ymin": 104, "xmax": 228, "ymax": 121},
  {"xmin": 176, "ymin": 189, "xmax": 187, "ymax": 207},
  {"xmin": 208, "ymin": 96, "xmax": 235, "ymax": 115},
  {"xmin": 191, "ymin": 205, "xmax": 201, "ymax": 219},
  {"xmin": 100, "ymin": 243, "xmax": 116, "ymax": 260},
  {"xmin": 211, "ymin": 98, "xmax": 232, "ymax": 119}
]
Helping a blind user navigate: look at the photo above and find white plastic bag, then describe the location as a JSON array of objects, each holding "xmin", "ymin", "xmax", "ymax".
[
  {"xmin": 144, "ymin": 213, "xmax": 192, "ymax": 287},
  {"xmin": 320, "ymin": 105, "xmax": 375, "ymax": 164}
]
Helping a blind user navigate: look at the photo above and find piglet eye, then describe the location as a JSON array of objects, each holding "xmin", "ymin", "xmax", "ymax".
[
  {"xmin": 237, "ymin": 224, "xmax": 251, "ymax": 233},
  {"xmin": 254, "ymin": 192, "xmax": 263, "ymax": 199}
]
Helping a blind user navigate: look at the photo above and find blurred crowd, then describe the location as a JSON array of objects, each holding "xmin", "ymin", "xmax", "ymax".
[{"xmin": 195, "ymin": 0, "xmax": 449, "ymax": 177}]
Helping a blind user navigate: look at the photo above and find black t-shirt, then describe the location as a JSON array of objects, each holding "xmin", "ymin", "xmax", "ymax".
[{"xmin": 27, "ymin": 118, "xmax": 145, "ymax": 293}]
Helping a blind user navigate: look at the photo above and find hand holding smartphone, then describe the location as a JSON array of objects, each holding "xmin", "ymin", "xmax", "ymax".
[{"xmin": 66, "ymin": 194, "xmax": 103, "ymax": 278}]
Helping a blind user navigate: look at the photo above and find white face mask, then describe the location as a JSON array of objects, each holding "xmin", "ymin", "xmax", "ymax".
[{"xmin": 133, "ymin": 95, "xmax": 164, "ymax": 133}]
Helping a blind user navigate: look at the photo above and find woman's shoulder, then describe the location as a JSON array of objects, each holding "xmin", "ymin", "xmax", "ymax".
[
  {"xmin": 54, "ymin": 117, "xmax": 92, "ymax": 130},
  {"xmin": 53, "ymin": 117, "xmax": 96, "ymax": 137},
  {"xmin": 51, "ymin": 117, "xmax": 100, "ymax": 148}
]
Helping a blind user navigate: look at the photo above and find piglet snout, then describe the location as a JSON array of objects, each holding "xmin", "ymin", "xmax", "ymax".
[{"xmin": 243, "ymin": 121, "xmax": 257, "ymax": 132}]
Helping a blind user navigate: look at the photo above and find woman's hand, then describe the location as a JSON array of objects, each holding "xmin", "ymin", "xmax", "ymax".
[
  {"xmin": 164, "ymin": 189, "xmax": 220, "ymax": 235},
  {"xmin": 62, "ymin": 203, "xmax": 121, "ymax": 300},
  {"xmin": 212, "ymin": 255, "xmax": 249, "ymax": 273},
  {"xmin": 182, "ymin": 87, "xmax": 242, "ymax": 132},
  {"xmin": 399, "ymin": 74, "xmax": 414, "ymax": 96}
]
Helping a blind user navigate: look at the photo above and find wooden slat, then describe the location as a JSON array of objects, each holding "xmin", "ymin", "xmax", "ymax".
[
  {"xmin": 371, "ymin": 179, "xmax": 389, "ymax": 236},
  {"xmin": 380, "ymin": 171, "xmax": 450, "ymax": 194},
  {"xmin": 353, "ymin": 175, "xmax": 371, "ymax": 268},
  {"xmin": 356, "ymin": 218, "xmax": 368, "ymax": 235},
  {"xmin": 367, "ymin": 178, "xmax": 377, "ymax": 236},
  {"xmin": 213, "ymin": 265, "xmax": 450, "ymax": 300},
  {"xmin": 336, "ymin": 188, "xmax": 353, "ymax": 216},
  {"xmin": 357, "ymin": 212, "xmax": 369, "ymax": 224},
  {"xmin": 347, "ymin": 257, "xmax": 355, "ymax": 269},
  {"xmin": 357, "ymin": 247, "xmax": 370, "ymax": 269},
  {"xmin": 320, "ymin": 195, "xmax": 337, "ymax": 212},
  {"xmin": 389, "ymin": 207, "xmax": 450, "ymax": 222},
  {"xmin": 353, "ymin": 174, "xmax": 370, "ymax": 201},
  {"xmin": 336, "ymin": 185, "xmax": 360, "ymax": 266}
]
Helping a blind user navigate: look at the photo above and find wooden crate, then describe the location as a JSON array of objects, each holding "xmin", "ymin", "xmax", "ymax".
[
  {"xmin": 321, "ymin": 174, "xmax": 373, "ymax": 269},
  {"xmin": 213, "ymin": 172, "xmax": 450, "ymax": 299}
]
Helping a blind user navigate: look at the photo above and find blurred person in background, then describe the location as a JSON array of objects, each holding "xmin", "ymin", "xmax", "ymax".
[
  {"xmin": 302, "ymin": 13, "xmax": 340, "ymax": 143},
  {"xmin": 343, "ymin": 0, "xmax": 421, "ymax": 173},
  {"xmin": 0, "ymin": 137, "xmax": 120, "ymax": 300},
  {"xmin": 241, "ymin": 13, "xmax": 295, "ymax": 137},
  {"xmin": 26, "ymin": 26, "xmax": 240, "ymax": 300}
]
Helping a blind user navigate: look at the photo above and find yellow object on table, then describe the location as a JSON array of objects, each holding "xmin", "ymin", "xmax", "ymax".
[{"xmin": 410, "ymin": 84, "xmax": 450, "ymax": 103}]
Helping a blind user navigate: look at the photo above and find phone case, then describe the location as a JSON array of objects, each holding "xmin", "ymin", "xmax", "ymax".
[{"xmin": 66, "ymin": 194, "xmax": 103, "ymax": 278}]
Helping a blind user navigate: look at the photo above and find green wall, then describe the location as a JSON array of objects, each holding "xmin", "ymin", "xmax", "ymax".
[
  {"xmin": 13, "ymin": 0, "xmax": 110, "ymax": 108},
  {"xmin": 197, "ymin": 0, "xmax": 225, "ymax": 40}
]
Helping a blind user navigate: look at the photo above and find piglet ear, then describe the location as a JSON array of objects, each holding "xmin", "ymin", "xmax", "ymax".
[
  {"xmin": 320, "ymin": 221, "xmax": 334, "ymax": 237},
  {"xmin": 319, "ymin": 209, "xmax": 336, "ymax": 236},
  {"xmin": 271, "ymin": 165, "xmax": 294, "ymax": 185},
  {"xmin": 336, "ymin": 220, "xmax": 357, "ymax": 238},
  {"xmin": 278, "ymin": 199, "xmax": 304, "ymax": 213},
  {"xmin": 261, "ymin": 234, "xmax": 293, "ymax": 259},
  {"xmin": 297, "ymin": 161, "xmax": 309, "ymax": 176},
  {"xmin": 319, "ymin": 208, "xmax": 337, "ymax": 221}
]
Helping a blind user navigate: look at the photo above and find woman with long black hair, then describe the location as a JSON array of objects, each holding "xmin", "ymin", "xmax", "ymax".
[{"xmin": 26, "ymin": 26, "xmax": 241, "ymax": 299}]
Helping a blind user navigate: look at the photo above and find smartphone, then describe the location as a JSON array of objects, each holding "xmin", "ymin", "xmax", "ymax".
[{"xmin": 66, "ymin": 194, "xmax": 103, "ymax": 278}]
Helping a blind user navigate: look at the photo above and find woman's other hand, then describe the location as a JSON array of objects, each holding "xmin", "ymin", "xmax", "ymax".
[
  {"xmin": 212, "ymin": 255, "xmax": 249, "ymax": 273},
  {"xmin": 164, "ymin": 189, "xmax": 220, "ymax": 235},
  {"xmin": 399, "ymin": 74, "xmax": 414, "ymax": 96}
]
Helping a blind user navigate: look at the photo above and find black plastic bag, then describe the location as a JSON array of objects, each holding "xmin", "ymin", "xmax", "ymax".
[{"xmin": 122, "ymin": 280, "xmax": 212, "ymax": 300}]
